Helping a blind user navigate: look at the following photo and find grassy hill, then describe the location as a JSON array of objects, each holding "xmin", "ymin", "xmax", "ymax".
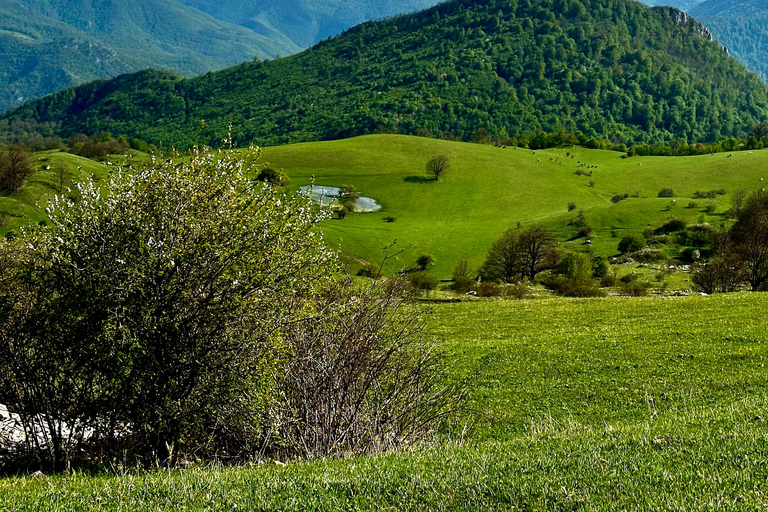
[
  {"xmin": 3, "ymin": 293, "xmax": 768, "ymax": 508},
  {"xmin": 0, "ymin": 152, "xmax": 117, "ymax": 235},
  {"xmin": 262, "ymin": 134, "xmax": 768, "ymax": 277},
  {"xmin": 4, "ymin": 135, "xmax": 767, "ymax": 278},
  {"xmin": 690, "ymin": 0, "xmax": 768, "ymax": 83},
  {"xmin": 5, "ymin": 0, "xmax": 768, "ymax": 149},
  {"xmin": 0, "ymin": 0, "xmax": 298, "ymax": 113}
]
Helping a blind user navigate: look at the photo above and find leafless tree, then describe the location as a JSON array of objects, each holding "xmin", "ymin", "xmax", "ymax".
[{"xmin": 426, "ymin": 154, "xmax": 450, "ymax": 181}]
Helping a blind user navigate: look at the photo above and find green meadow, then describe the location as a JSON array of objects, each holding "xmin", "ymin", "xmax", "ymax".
[
  {"xmin": 263, "ymin": 135, "xmax": 768, "ymax": 277},
  {"xmin": 0, "ymin": 151, "xmax": 112, "ymax": 234},
  {"xmin": 2, "ymin": 293, "xmax": 767, "ymax": 510},
  {"xmin": 4, "ymin": 136, "xmax": 767, "ymax": 279}
]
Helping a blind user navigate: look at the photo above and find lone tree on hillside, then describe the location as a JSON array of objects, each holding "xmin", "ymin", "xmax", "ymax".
[
  {"xmin": 0, "ymin": 144, "xmax": 34, "ymax": 194},
  {"xmin": 426, "ymin": 154, "xmax": 450, "ymax": 181}
]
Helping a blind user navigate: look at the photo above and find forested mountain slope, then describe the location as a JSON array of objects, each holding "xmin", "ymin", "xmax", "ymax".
[
  {"xmin": 690, "ymin": 0, "xmax": 768, "ymax": 82},
  {"xmin": 177, "ymin": 0, "xmax": 442, "ymax": 48},
  {"xmin": 4, "ymin": 0, "xmax": 768, "ymax": 149},
  {"xmin": 0, "ymin": 0, "xmax": 297, "ymax": 112}
]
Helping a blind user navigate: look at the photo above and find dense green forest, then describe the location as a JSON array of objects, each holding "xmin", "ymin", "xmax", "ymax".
[
  {"xmin": 4, "ymin": 0, "xmax": 768, "ymax": 149},
  {"xmin": 691, "ymin": 0, "xmax": 768, "ymax": 82},
  {"xmin": 0, "ymin": 0, "xmax": 297, "ymax": 113}
]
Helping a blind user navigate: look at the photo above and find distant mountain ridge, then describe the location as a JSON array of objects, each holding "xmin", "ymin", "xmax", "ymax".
[
  {"xmin": 0, "ymin": 0, "xmax": 298, "ymax": 112},
  {"xmin": 690, "ymin": 0, "xmax": 768, "ymax": 82},
  {"xmin": 4, "ymin": 0, "xmax": 767, "ymax": 150},
  {"xmin": 176, "ymin": 0, "xmax": 442, "ymax": 48}
]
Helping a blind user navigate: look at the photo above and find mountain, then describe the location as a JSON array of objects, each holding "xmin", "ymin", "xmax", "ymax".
[
  {"xmin": 4, "ymin": 0, "xmax": 768, "ymax": 149},
  {"xmin": 690, "ymin": 0, "xmax": 768, "ymax": 82},
  {"xmin": 640, "ymin": 0, "xmax": 703, "ymax": 10},
  {"xmin": 0, "ymin": 0, "xmax": 298, "ymax": 112},
  {"xmin": 176, "ymin": 0, "xmax": 442, "ymax": 48}
]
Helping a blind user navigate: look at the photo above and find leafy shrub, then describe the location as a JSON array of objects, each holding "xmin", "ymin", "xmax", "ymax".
[
  {"xmin": 406, "ymin": 271, "xmax": 438, "ymax": 291},
  {"xmin": 0, "ymin": 146, "xmax": 336, "ymax": 470},
  {"xmin": 657, "ymin": 218, "xmax": 687, "ymax": 234},
  {"xmin": 567, "ymin": 201, "xmax": 577, "ymax": 211},
  {"xmin": 618, "ymin": 234, "xmax": 646, "ymax": 254},
  {"xmin": 451, "ymin": 259, "xmax": 474, "ymax": 294},
  {"xmin": 256, "ymin": 167, "xmax": 290, "ymax": 186},
  {"xmin": 357, "ymin": 263, "xmax": 380, "ymax": 278},
  {"xmin": 658, "ymin": 188, "xmax": 677, "ymax": 198},
  {"xmin": 477, "ymin": 281, "xmax": 501, "ymax": 297},
  {"xmin": 705, "ymin": 200, "xmax": 717, "ymax": 213},
  {"xmin": 593, "ymin": 258, "xmax": 610, "ymax": 279},
  {"xmin": 633, "ymin": 248, "xmax": 668, "ymax": 263},
  {"xmin": 619, "ymin": 279, "xmax": 651, "ymax": 296},
  {"xmin": 611, "ymin": 193, "xmax": 629, "ymax": 203},
  {"xmin": 416, "ymin": 254, "xmax": 435, "ymax": 271}
]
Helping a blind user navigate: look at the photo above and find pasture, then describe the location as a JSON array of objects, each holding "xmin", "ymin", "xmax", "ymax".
[{"xmin": 2, "ymin": 293, "xmax": 767, "ymax": 510}]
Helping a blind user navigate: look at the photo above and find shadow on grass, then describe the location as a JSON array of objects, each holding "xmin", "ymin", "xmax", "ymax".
[{"xmin": 403, "ymin": 176, "xmax": 434, "ymax": 183}]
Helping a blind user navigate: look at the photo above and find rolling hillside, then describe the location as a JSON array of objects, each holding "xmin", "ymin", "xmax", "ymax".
[
  {"xmin": 6, "ymin": 135, "xmax": 767, "ymax": 279},
  {"xmin": 5, "ymin": 0, "xmax": 768, "ymax": 150},
  {"xmin": 261, "ymin": 135, "xmax": 768, "ymax": 277},
  {"xmin": 0, "ymin": 0, "xmax": 298, "ymax": 113}
]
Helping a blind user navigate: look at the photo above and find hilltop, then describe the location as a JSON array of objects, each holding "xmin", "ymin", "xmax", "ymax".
[
  {"xmin": 4, "ymin": 0, "xmax": 768, "ymax": 149},
  {"xmin": 0, "ymin": 0, "xmax": 297, "ymax": 113}
]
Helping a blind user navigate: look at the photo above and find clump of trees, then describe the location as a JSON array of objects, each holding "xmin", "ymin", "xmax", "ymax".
[
  {"xmin": 0, "ymin": 147, "xmax": 454, "ymax": 471},
  {"xmin": 692, "ymin": 190, "xmax": 768, "ymax": 292},
  {"xmin": 481, "ymin": 224, "xmax": 557, "ymax": 283}
]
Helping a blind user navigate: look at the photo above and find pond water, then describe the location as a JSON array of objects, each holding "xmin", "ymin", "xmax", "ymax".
[{"xmin": 300, "ymin": 185, "xmax": 382, "ymax": 212}]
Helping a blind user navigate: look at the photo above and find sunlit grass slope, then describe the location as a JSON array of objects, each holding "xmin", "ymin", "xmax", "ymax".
[
  {"xmin": 263, "ymin": 134, "xmax": 768, "ymax": 277},
  {"xmin": 3, "ymin": 293, "xmax": 767, "ymax": 509},
  {"xmin": 0, "ymin": 151, "xmax": 114, "ymax": 235}
]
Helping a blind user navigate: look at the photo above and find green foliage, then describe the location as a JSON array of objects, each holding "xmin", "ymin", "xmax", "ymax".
[
  {"xmin": 451, "ymin": 258, "xmax": 474, "ymax": 293},
  {"xmin": 5, "ymin": 0, "xmax": 768, "ymax": 148},
  {"xmin": 415, "ymin": 253, "xmax": 435, "ymax": 271},
  {"xmin": 256, "ymin": 167, "xmax": 290, "ymax": 187},
  {"xmin": 0, "ymin": 146, "xmax": 336, "ymax": 469},
  {"xmin": 405, "ymin": 271, "xmax": 438, "ymax": 291},
  {"xmin": 618, "ymin": 234, "xmax": 646, "ymax": 254},
  {"xmin": 658, "ymin": 187, "xmax": 677, "ymax": 198}
]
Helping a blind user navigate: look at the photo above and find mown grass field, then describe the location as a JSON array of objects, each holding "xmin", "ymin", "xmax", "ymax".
[
  {"xmin": 263, "ymin": 135, "xmax": 768, "ymax": 277},
  {"xmin": 2, "ymin": 293, "xmax": 767, "ymax": 510}
]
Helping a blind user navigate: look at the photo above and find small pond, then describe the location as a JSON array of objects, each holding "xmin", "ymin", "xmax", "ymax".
[{"xmin": 300, "ymin": 185, "xmax": 382, "ymax": 212}]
